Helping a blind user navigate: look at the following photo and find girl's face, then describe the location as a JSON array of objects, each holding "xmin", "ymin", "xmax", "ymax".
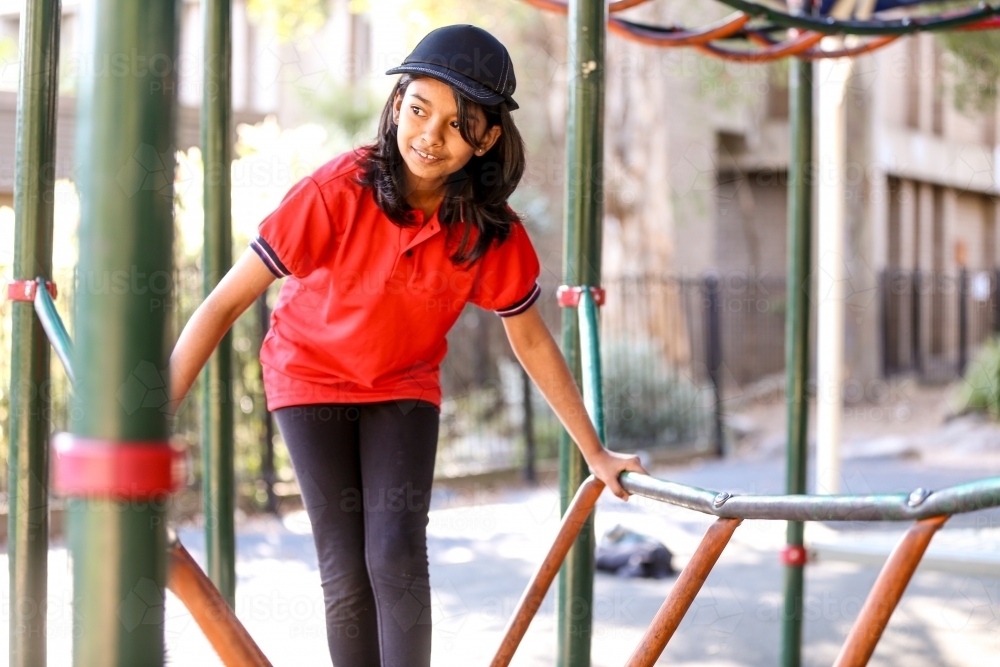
[{"xmin": 392, "ymin": 77, "xmax": 501, "ymax": 194}]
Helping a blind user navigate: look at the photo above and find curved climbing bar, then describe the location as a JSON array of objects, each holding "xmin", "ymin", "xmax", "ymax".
[
  {"xmin": 608, "ymin": 13, "xmax": 750, "ymax": 46},
  {"xmin": 620, "ymin": 472, "xmax": 1000, "ymax": 521},
  {"xmin": 694, "ymin": 30, "xmax": 824, "ymax": 62},
  {"xmin": 711, "ymin": 0, "xmax": 1000, "ymax": 36},
  {"xmin": 520, "ymin": 0, "xmax": 653, "ymax": 15},
  {"xmin": 609, "ymin": 0, "xmax": 653, "ymax": 10},
  {"xmin": 800, "ymin": 34, "xmax": 899, "ymax": 60}
]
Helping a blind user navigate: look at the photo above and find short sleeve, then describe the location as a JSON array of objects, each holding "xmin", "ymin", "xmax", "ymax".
[
  {"xmin": 251, "ymin": 176, "xmax": 335, "ymax": 280},
  {"xmin": 470, "ymin": 222, "xmax": 542, "ymax": 317}
]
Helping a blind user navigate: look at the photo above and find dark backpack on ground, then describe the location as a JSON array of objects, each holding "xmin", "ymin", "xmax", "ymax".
[{"xmin": 595, "ymin": 524, "xmax": 675, "ymax": 579}]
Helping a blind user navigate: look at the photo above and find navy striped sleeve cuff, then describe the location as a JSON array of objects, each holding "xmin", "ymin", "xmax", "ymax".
[
  {"xmin": 496, "ymin": 282, "xmax": 541, "ymax": 318},
  {"xmin": 250, "ymin": 236, "xmax": 292, "ymax": 279}
]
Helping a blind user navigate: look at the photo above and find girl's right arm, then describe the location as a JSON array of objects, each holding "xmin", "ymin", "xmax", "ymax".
[{"xmin": 169, "ymin": 248, "xmax": 276, "ymax": 408}]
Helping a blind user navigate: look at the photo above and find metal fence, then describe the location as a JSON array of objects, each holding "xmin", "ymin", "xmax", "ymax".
[
  {"xmin": 436, "ymin": 272, "xmax": 792, "ymax": 477},
  {"xmin": 881, "ymin": 269, "xmax": 999, "ymax": 381}
]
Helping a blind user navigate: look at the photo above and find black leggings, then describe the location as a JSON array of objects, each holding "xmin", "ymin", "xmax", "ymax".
[{"xmin": 274, "ymin": 401, "xmax": 440, "ymax": 667}]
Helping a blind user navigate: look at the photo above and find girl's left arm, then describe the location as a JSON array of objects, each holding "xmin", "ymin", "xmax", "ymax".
[{"xmin": 502, "ymin": 303, "xmax": 648, "ymax": 500}]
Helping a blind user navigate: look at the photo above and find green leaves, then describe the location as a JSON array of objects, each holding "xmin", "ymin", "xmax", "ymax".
[
  {"xmin": 246, "ymin": 0, "xmax": 330, "ymax": 43},
  {"xmin": 937, "ymin": 31, "xmax": 1000, "ymax": 113}
]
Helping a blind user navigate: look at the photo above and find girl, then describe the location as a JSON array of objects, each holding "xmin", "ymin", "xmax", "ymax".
[{"xmin": 170, "ymin": 24, "xmax": 646, "ymax": 667}]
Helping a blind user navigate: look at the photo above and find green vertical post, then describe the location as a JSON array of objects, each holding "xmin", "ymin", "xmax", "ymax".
[
  {"xmin": 68, "ymin": 1, "xmax": 179, "ymax": 664},
  {"xmin": 7, "ymin": 0, "xmax": 60, "ymax": 664},
  {"xmin": 780, "ymin": 56, "xmax": 813, "ymax": 667},
  {"xmin": 201, "ymin": 0, "xmax": 236, "ymax": 608},
  {"xmin": 557, "ymin": 0, "xmax": 605, "ymax": 665}
]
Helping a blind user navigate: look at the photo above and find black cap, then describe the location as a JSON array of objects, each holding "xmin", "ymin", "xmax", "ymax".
[{"xmin": 386, "ymin": 25, "xmax": 518, "ymax": 110}]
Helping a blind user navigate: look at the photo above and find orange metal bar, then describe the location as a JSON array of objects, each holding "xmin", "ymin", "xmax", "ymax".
[
  {"xmin": 608, "ymin": 14, "xmax": 750, "ymax": 47},
  {"xmin": 623, "ymin": 518, "xmax": 742, "ymax": 667},
  {"xmin": 523, "ymin": 0, "xmax": 749, "ymax": 48},
  {"xmin": 489, "ymin": 476, "xmax": 605, "ymax": 667},
  {"xmin": 609, "ymin": 0, "xmax": 652, "ymax": 10},
  {"xmin": 520, "ymin": 0, "xmax": 569, "ymax": 14},
  {"xmin": 832, "ymin": 515, "xmax": 948, "ymax": 667},
  {"xmin": 801, "ymin": 35, "xmax": 899, "ymax": 60},
  {"xmin": 520, "ymin": 0, "xmax": 653, "ymax": 14},
  {"xmin": 168, "ymin": 537, "xmax": 273, "ymax": 667},
  {"xmin": 695, "ymin": 30, "xmax": 824, "ymax": 62}
]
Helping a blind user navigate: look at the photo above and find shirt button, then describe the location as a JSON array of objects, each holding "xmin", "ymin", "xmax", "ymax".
[{"xmin": 405, "ymin": 250, "xmax": 413, "ymax": 257}]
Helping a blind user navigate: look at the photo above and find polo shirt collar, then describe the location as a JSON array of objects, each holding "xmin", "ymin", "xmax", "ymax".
[{"xmin": 401, "ymin": 208, "xmax": 443, "ymax": 254}]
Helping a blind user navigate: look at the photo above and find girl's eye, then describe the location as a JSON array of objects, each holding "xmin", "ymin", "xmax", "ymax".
[
  {"xmin": 450, "ymin": 121, "xmax": 460, "ymax": 129},
  {"xmin": 410, "ymin": 106, "xmax": 423, "ymax": 116}
]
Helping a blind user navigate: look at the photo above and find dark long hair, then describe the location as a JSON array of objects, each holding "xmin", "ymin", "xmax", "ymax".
[{"xmin": 356, "ymin": 74, "xmax": 526, "ymax": 266}]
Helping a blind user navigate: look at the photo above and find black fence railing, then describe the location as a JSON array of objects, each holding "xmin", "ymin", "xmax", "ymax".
[
  {"xmin": 436, "ymin": 272, "xmax": 792, "ymax": 477},
  {"xmin": 880, "ymin": 269, "xmax": 999, "ymax": 381}
]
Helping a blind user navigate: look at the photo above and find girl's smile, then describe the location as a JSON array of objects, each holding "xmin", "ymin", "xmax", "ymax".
[{"xmin": 412, "ymin": 145, "xmax": 444, "ymax": 164}]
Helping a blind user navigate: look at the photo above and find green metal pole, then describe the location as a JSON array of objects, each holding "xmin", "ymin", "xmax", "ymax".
[
  {"xmin": 780, "ymin": 56, "xmax": 813, "ymax": 667},
  {"xmin": 69, "ymin": 1, "xmax": 179, "ymax": 664},
  {"xmin": 558, "ymin": 0, "xmax": 605, "ymax": 664},
  {"xmin": 8, "ymin": 0, "xmax": 60, "ymax": 664},
  {"xmin": 202, "ymin": 0, "xmax": 236, "ymax": 609}
]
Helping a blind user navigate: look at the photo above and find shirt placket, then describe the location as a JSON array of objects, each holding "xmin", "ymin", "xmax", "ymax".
[{"xmin": 393, "ymin": 211, "xmax": 442, "ymax": 289}]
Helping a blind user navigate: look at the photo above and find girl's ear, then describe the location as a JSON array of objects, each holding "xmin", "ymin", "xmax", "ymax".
[
  {"xmin": 479, "ymin": 125, "xmax": 502, "ymax": 154},
  {"xmin": 392, "ymin": 91, "xmax": 403, "ymax": 125}
]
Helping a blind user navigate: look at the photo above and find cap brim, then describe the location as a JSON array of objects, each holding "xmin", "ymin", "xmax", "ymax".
[{"xmin": 386, "ymin": 63, "xmax": 518, "ymax": 110}]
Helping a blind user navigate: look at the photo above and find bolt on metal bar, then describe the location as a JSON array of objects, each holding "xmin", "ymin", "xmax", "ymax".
[
  {"xmin": 620, "ymin": 472, "xmax": 1000, "ymax": 521},
  {"xmin": 490, "ymin": 477, "xmax": 605, "ymax": 667},
  {"xmin": 624, "ymin": 518, "xmax": 742, "ymax": 667},
  {"xmin": 833, "ymin": 515, "xmax": 948, "ymax": 667},
  {"xmin": 32, "ymin": 277, "xmax": 74, "ymax": 384}
]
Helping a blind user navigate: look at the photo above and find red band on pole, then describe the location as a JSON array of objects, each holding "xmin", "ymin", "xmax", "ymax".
[
  {"xmin": 7, "ymin": 279, "xmax": 57, "ymax": 302},
  {"xmin": 557, "ymin": 285, "xmax": 606, "ymax": 308},
  {"xmin": 780, "ymin": 544, "xmax": 808, "ymax": 567},
  {"xmin": 52, "ymin": 433, "xmax": 186, "ymax": 500}
]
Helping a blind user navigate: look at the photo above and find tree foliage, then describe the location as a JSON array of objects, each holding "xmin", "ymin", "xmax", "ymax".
[
  {"xmin": 246, "ymin": 0, "xmax": 330, "ymax": 42},
  {"xmin": 937, "ymin": 31, "xmax": 1000, "ymax": 112}
]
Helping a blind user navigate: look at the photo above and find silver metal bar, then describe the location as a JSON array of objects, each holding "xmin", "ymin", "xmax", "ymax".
[{"xmin": 620, "ymin": 472, "xmax": 1000, "ymax": 522}]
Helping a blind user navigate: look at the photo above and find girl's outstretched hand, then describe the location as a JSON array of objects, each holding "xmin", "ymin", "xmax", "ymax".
[{"xmin": 586, "ymin": 449, "xmax": 648, "ymax": 501}]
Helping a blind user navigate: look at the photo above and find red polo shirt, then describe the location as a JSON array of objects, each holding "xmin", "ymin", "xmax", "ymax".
[{"xmin": 250, "ymin": 150, "xmax": 541, "ymax": 410}]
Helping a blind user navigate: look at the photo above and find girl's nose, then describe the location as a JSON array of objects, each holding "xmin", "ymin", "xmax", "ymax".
[{"xmin": 422, "ymin": 120, "xmax": 446, "ymax": 146}]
